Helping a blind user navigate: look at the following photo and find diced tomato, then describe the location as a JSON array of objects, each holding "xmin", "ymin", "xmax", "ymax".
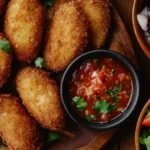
[
  {"xmin": 97, "ymin": 71, "xmax": 105, "ymax": 81},
  {"xmin": 142, "ymin": 115, "xmax": 150, "ymax": 127}
]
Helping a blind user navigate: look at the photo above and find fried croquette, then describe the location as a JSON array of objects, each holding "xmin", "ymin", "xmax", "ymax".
[
  {"xmin": 16, "ymin": 67, "xmax": 65, "ymax": 131},
  {"xmin": 0, "ymin": 94, "xmax": 43, "ymax": 150},
  {"xmin": 4, "ymin": 0, "xmax": 44, "ymax": 63},
  {"xmin": 0, "ymin": 33, "xmax": 12, "ymax": 89},
  {"xmin": 44, "ymin": 1, "xmax": 88, "ymax": 72},
  {"xmin": 76, "ymin": 0, "xmax": 111, "ymax": 49},
  {"xmin": 0, "ymin": 0, "xmax": 5, "ymax": 15}
]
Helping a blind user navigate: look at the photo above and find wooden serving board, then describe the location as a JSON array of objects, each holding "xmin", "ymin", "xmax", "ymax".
[{"xmin": 0, "ymin": 1, "xmax": 137, "ymax": 150}]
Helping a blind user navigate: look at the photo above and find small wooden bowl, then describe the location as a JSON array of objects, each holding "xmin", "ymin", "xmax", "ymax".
[
  {"xmin": 132, "ymin": 0, "xmax": 150, "ymax": 59},
  {"xmin": 135, "ymin": 99, "xmax": 150, "ymax": 150}
]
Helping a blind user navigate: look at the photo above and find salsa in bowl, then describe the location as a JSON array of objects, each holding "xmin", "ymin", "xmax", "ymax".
[{"xmin": 61, "ymin": 50, "xmax": 140, "ymax": 129}]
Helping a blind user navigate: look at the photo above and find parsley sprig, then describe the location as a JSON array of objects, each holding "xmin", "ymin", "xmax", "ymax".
[
  {"xmin": 72, "ymin": 96, "xmax": 88, "ymax": 112},
  {"xmin": 86, "ymin": 115, "xmax": 96, "ymax": 121}
]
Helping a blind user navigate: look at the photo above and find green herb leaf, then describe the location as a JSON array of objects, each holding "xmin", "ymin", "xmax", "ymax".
[
  {"xmin": 0, "ymin": 142, "xmax": 3, "ymax": 148},
  {"xmin": 112, "ymin": 97, "xmax": 120, "ymax": 102},
  {"xmin": 108, "ymin": 104, "xmax": 118, "ymax": 112},
  {"xmin": 139, "ymin": 137, "xmax": 145, "ymax": 145},
  {"xmin": 86, "ymin": 115, "xmax": 96, "ymax": 121},
  {"xmin": 47, "ymin": 131, "xmax": 60, "ymax": 142},
  {"xmin": 146, "ymin": 108, "xmax": 150, "ymax": 116},
  {"xmin": 0, "ymin": 40, "xmax": 11, "ymax": 53},
  {"xmin": 144, "ymin": 136, "xmax": 150, "ymax": 150},
  {"xmin": 44, "ymin": 0, "xmax": 55, "ymax": 7},
  {"xmin": 93, "ymin": 100, "xmax": 109, "ymax": 114},
  {"xmin": 93, "ymin": 58, "xmax": 98, "ymax": 64},
  {"xmin": 35, "ymin": 57, "xmax": 46, "ymax": 68},
  {"xmin": 72, "ymin": 96, "xmax": 87, "ymax": 112},
  {"xmin": 112, "ymin": 69, "xmax": 116, "ymax": 76},
  {"xmin": 105, "ymin": 89, "xmax": 112, "ymax": 96}
]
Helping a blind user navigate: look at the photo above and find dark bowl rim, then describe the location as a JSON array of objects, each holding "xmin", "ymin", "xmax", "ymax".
[{"xmin": 60, "ymin": 50, "xmax": 140, "ymax": 130}]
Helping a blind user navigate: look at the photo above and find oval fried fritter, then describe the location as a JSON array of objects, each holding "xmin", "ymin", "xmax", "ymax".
[
  {"xmin": 44, "ymin": 1, "xmax": 88, "ymax": 72},
  {"xmin": 76, "ymin": 0, "xmax": 111, "ymax": 49},
  {"xmin": 0, "ymin": 0, "xmax": 5, "ymax": 15},
  {"xmin": 16, "ymin": 67, "xmax": 65, "ymax": 131},
  {"xmin": 4, "ymin": 0, "xmax": 44, "ymax": 63},
  {"xmin": 0, "ymin": 94, "xmax": 43, "ymax": 150},
  {"xmin": 0, "ymin": 33, "xmax": 12, "ymax": 89}
]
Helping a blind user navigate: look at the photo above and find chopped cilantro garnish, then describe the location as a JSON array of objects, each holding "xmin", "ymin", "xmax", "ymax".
[
  {"xmin": 86, "ymin": 115, "xmax": 96, "ymax": 121},
  {"xmin": 0, "ymin": 40, "xmax": 11, "ymax": 53},
  {"xmin": 35, "ymin": 57, "xmax": 46, "ymax": 68},
  {"xmin": 93, "ymin": 58, "xmax": 98, "ymax": 64},
  {"xmin": 146, "ymin": 108, "xmax": 150, "ymax": 116},
  {"xmin": 112, "ymin": 69, "xmax": 116, "ymax": 76},
  {"xmin": 72, "ymin": 96, "xmax": 88, "ymax": 112},
  {"xmin": 44, "ymin": 0, "xmax": 55, "ymax": 7},
  {"xmin": 0, "ymin": 142, "xmax": 2, "ymax": 148},
  {"xmin": 139, "ymin": 128, "xmax": 150, "ymax": 150},
  {"xmin": 96, "ymin": 95, "xmax": 101, "ymax": 99},
  {"xmin": 105, "ymin": 89, "xmax": 112, "ymax": 96},
  {"xmin": 93, "ymin": 100, "xmax": 117, "ymax": 114},
  {"xmin": 47, "ymin": 131, "xmax": 60, "ymax": 142}
]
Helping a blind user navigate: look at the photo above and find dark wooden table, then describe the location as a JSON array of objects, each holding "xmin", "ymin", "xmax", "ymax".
[{"xmin": 101, "ymin": 0, "xmax": 150, "ymax": 149}]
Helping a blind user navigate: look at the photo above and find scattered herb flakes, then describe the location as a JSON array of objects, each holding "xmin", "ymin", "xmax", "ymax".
[
  {"xmin": 86, "ymin": 115, "xmax": 96, "ymax": 121},
  {"xmin": 35, "ymin": 57, "xmax": 46, "ymax": 68},
  {"xmin": 0, "ymin": 40, "xmax": 11, "ymax": 53},
  {"xmin": 96, "ymin": 95, "xmax": 101, "ymax": 99},
  {"xmin": 72, "ymin": 96, "xmax": 88, "ymax": 112},
  {"xmin": 44, "ymin": 0, "xmax": 55, "ymax": 7},
  {"xmin": 108, "ymin": 104, "xmax": 118, "ymax": 112},
  {"xmin": 47, "ymin": 131, "xmax": 60, "ymax": 142}
]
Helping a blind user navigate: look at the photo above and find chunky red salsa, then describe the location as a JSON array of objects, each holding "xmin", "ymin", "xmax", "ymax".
[{"xmin": 70, "ymin": 57, "xmax": 132, "ymax": 123}]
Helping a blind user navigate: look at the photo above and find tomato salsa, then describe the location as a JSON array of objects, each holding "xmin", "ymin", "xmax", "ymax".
[{"xmin": 69, "ymin": 57, "xmax": 132, "ymax": 123}]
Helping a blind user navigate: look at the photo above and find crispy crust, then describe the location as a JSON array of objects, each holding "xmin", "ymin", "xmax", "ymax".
[
  {"xmin": 0, "ymin": 0, "xmax": 5, "ymax": 15},
  {"xmin": 44, "ymin": 0, "xmax": 88, "ymax": 72},
  {"xmin": 16, "ymin": 67, "xmax": 65, "ymax": 130},
  {"xmin": 76, "ymin": 0, "xmax": 111, "ymax": 49},
  {"xmin": 4, "ymin": 0, "xmax": 44, "ymax": 63},
  {"xmin": 0, "ymin": 33, "xmax": 12, "ymax": 89},
  {"xmin": 0, "ymin": 94, "xmax": 43, "ymax": 150}
]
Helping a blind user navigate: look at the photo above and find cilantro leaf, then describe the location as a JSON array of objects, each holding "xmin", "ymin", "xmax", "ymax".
[
  {"xmin": 93, "ymin": 100, "xmax": 117, "ymax": 114},
  {"xmin": 44, "ymin": 0, "xmax": 55, "ymax": 7},
  {"xmin": 72, "ymin": 96, "xmax": 87, "ymax": 112},
  {"xmin": 0, "ymin": 40, "xmax": 11, "ymax": 53},
  {"xmin": 108, "ymin": 104, "xmax": 118, "ymax": 112},
  {"xmin": 105, "ymin": 89, "xmax": 112, "ymax": 96},
  {"xmin": 47, "ymin": 131, "xmax": 60, "ymax": 142},
  {"xmin": 93, "ymin": 100, "xmax": 109, "ymax": 114},
  {"xmin": 35, "ymin": 57, "xmax": 46, "ymax": 68},
  {"xmin": 112, "ymin": 69, "xmax": 116, "ymax": 76},
  {"xmin": 146, "ymin": 108, "xmax": 150, "ymax": 116},
  {"xmin": 144, "ymin": 136, "xmax": 150, "ymax": 150},
  {"xmin": 86, "ymin": 115, "xmax": 96, "ymax": 121},
  {"xmin": 93, "ymin": 58, "xmax": 98, "ymax": 64},
  {"xmin": 0, "ymin": 142, "xmax": 2, "ymax": 148},
  {"xmin": 139, "ymin": 137, "xmax": 145, "ymax": 145}
]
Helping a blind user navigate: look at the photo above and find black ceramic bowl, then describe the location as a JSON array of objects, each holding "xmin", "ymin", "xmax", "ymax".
[{"xmin": 60, "ymin": 50, "xmax": 140, "ymax": 130}]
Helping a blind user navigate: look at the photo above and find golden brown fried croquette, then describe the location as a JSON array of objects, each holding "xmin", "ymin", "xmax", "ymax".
[
  {"xmin": 16, "ymin": 67, "xmax": 65, "ymax": 131},
  {"xmin": 0, "ymin": 33, "xmax": 12, "ymax": 89},
  {"xmin": 4, "ymin": 0, "xmax": 44, "ymax": 63},
  {"xmin": 0, "ymin": 0, "xmax": 5, "ymax": 15},
  {"xmin": 0, "ymin": 94, "xmax": 43, "ymax": 150},
  {"xmin": 76, "ymin": 0, "xmax": 111, "ymax": 49},
  {"xmin": 44, "ymin": 1, "xmax": 88, "ymax": 72}
]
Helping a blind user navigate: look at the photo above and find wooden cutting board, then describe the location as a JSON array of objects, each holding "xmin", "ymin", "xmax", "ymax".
[{"xmin": 0, "ymin": 1, "xmax": 137, "ymax": 150}]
